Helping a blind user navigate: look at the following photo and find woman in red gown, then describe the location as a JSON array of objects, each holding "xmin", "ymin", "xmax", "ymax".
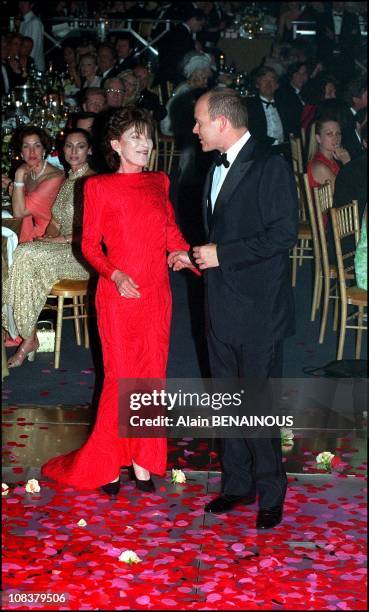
[{"xmin": 42, "ymin": 107, "xmax": 197, "ymax": 495}]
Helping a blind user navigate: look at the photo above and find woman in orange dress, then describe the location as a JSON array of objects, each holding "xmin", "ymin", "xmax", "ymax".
[
  {"xmin": 2, "ymin": 126, "xmax": 64, "ymax": 243},
  {"xmin": 42, "ymin": 107, "xmax": 199, "ymax": 496}
]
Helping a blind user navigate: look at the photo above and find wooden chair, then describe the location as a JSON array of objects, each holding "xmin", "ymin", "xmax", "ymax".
[
  {"xmin": 302, "ymin": 174, "xmax": 322, "ymax": 321},
  {"xmin": 148, "ymin": 148, "xmax": 156, "ymax": 171},
  {"xmin": 313, "ymin": 182, "xmax": 340, "ymax": 343},
  {"xmin": 154, "ymin": 126, "xmax": 180, "ymax": 174},
  {"xmin": 307, "ymin": 121, "xmax": 318, "ymax": 162},
  {"xmin": 330, "ymin": 203, "xmax": 367, "ymax": 360},
  {"xmin": 46, "ymin": 279, "xmax": 91, "ymax": 369},
  {"xmin": 289, "ymin": 136, "xmax": 314, "ymax": 286}
]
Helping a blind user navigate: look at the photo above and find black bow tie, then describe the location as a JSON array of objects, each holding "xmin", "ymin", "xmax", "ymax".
[
  {"xmin": 262, "ymin": 100, "xmax": 276, "ymax": 108},
  {"xmin": 215, "ymin": 153, "xmax": 230, "ymax": 168}
]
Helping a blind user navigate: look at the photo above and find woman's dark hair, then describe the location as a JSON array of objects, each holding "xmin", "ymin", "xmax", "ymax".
[
  {"xmin": 62, "ymin": 127, "xmax": 93, "ymax": 149},
  {"xmin": 12, "ymin": 125, "xmax": 52, "ymax": 156},
  {"xmin": 302, "ymin": 74, "xmax": 337, "ymax": 105},
  {"xmin": 103, "ymin": 106, "xmax": 153, "ymax": 171}
]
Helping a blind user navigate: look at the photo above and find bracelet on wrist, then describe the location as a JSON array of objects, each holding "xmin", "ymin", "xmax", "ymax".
[{"xmin": 13, "ymin": 181, "xmax": 25, "ymax": 187}]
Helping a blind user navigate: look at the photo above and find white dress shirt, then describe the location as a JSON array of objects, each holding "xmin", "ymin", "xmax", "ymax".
[
  {"xmin": 20, "ymin": 11, "xmax": 45, "ymax": 72},
  {"xmin": 210, "ymin": 130, "xmax": 251, "ymax": 211},
  {"xmin": 333, "ymin": 11, "xmax": 343, "ymax": 36},
  {"xmin": 259, "ymin": 96, "xmax": 284, "ymax": 145}
]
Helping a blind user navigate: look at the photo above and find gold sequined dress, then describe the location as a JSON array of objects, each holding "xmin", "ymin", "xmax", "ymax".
[{"xmin": 2, "ymin": 165, "xmax": 93, "ymax": 339}]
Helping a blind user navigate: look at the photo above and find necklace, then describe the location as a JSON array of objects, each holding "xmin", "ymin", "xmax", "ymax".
[
  {"xmin": 69, "ymin": 163, "xmax": 89, "ymax": 178},
  {"xmin": 30, "ymin": 160, "xmax": 47, "ymax": 181}
]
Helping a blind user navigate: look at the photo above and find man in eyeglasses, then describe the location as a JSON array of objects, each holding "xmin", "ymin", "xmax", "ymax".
[{"xmin": 103, "ymin": 77, "xmax": 125, "ymax": 109}]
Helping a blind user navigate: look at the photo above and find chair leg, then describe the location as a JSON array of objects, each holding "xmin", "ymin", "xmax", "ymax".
[
  {"xmin": 73, "ymin": 296, "xmax": 82, "ymax": 345},
  {"xmin": 316, "ymin": 273, "xmax": 323, "ymax": 312},
  {"xmin": 83, "ymin": 295, "xmax": 90, "ymax": 349},
  {"xmin": 167, "ymin": 142, "xmax": 174, "ymax": 175},
  {"xmin": 311, "ymin": 260, "xmax": 321, "ymax": 321},
  {"xmin": 333, "ymin": 288, "xmax": 339, "ymax": 331},
  {"xmin": 298, "ymin": 239, "xmax": 305, "ymax": 266},
  {"xmin": 54, "ymin": 295, "xmax": 64, "ymax": 369},
  {"xmin": 356, "ymin": 306, "xmax": 364, "ymax": 359},
  {"xmin": 319, "ymin": 275, "xmax": 330, "ymax": 344},
  {"xmin": 337, "ymin": 300, "xmax": 347, "ymax": 360},
  {"xmin": 291, "ymin": 246, "xmax": 297, "ymax": 286}
]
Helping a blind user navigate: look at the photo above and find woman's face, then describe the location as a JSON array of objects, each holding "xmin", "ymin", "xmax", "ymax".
[
  {"xmin": 324, "ymin": 82, "xmax": 336, "ymax": 99},
  {"xmin": 80, "ymin": 57, "xmax": 97, "ymax": 79},
  {"xmin": 111, "ymin": 125, "xmax": 153, "ymax": 170},
  {"xmin": 191, "ymin": 68, "xmax": 211, "ymax": 89},
  {"xmin": 63, "ymin": 46, "xmax": 76, "ymax": 66},
  {"xmin": 21, "ymin": 134, "xmax": 45, "ymax": 167},
  {"xmin": 63, "ymin": 132, "xmax": 91, "ymax": 169},
  {"xmin": 316, "ymin": 121, "xmax": 341, "ymax": 152},
  {"xmin": 122, "ymin": 75, "xmax": 138, "ymax": 98}
]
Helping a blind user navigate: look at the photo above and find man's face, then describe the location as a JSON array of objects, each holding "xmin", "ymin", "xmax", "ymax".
[
  {"xmin": 188, "ymin": 17, "xmax": 204, "ymax": 33},
  {"xmin": 83, "ymin": 94, "xmax": 105, "ymax": 113},
  {"xmin": 193, "ymin": 95, "xmax": 222, "ymax": 152},
  {"xmin": 98, "ymin": 47, "xmax": 115, "ymax": 73},
  {"xmin": 133, "ymin": 66, "xmax": 149, "ymax": 90},
  {"xmin": 116, "ymin": 39, "xmax": 131, "ymax": 59},
  {"xmin": 291, "ymin": 65, "xmax": 308, "ymax": 90},
  {"xmin": 20, "ymin": 38, "xmax": 33, "ymax": 58},
  {"xmin": 18, "ymin": 1, "xmax": 32, "ymax": 15},
  {"xmin": 257, "ymin": 71, "xmax": 279, "ymax": 100},
  {"xmin": 105, "ymin": 80, "xmax": 125, "ymax": 108}
]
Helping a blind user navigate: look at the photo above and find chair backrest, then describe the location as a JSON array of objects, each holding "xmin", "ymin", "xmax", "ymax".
[
  {"xmin": 313, "ymin": 182, "xmax": 333, "ymax": 277},
  {"xmin": 303, "ymin": 173, "xmax": 321, "ymax": 262},
  {"xmin": 330, "ymin": 201, "xmax": 360, "ymax": 296},
  {"xmin": 289, "ymin": 134, "xmax": 304, "ymax": 175},
  {"xmin": 148, "ymin": 148, "xmax": 156, "ymax": 171},
  {"xmin": 300, "ymin": 127, "xmax": 306, "ymax": 150},
  {"xmin": 307, "ymin": 121, "xmax": 318, "ymax": 161}
]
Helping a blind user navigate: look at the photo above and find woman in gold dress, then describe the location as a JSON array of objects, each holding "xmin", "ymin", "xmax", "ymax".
[{"xmin": 3, "ymin": 129, "xmax": 94, "ymax": 367}]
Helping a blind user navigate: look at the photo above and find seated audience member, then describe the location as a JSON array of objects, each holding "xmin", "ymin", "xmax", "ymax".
[
  {"xmin": 134, "ymin": 64, "xmax": 167, "ymax": 122},
  {"xmin": 70, "ymin": 111, "xmax": 97, "ymax": 133},
  {"xmin": 354, "ymin": 207, "xmax": 367, "ymax": 291},
  {"xmin": 277, "ymin": 1, "xmax": 304, "ymax": 43},
  {"xmin": 19, "ymin": 35, "xmax": 35, "ymax": 77},
  {"xmin": 2, "ymin": 128, "xmax": 94, "ymax": 368},
  {"xmin": 78, "ymin": 52, "xmax": 101, "ymax": 89},
  {"xmin": 327, "ymin": 124, "xmax": 368, "ymax": 263},
  {"xmin": 2, "ymin": 126, "xmax": 64, "ymax": 243},
  {"xmin": 109, "ymin": 33, "xmax": 137, "ymax": 77},
  {"xmin": 341, "ymin": 78, "xmax": 367, "ymax": 158},
  {"xmin": 3, "ymin": 33, "xmax": 25, "ymax": 89},
  {"xmin": 246, "ymin": 67, "xmax": 289, "ymax": 153},
  {"xmin": 97, "ymin": 44, "xmax": 117, "ymax": 86},
  {"xmin": 155, "ymin": 8, "xmax": 205, "ymax": 87},
  {"xmin": 301, "ymin": 74, "xmax": 337, "ymax": 131},
  {"xmin": 81, "ymin": 87, "xmax": 106, "ymax": 114},
  {"xmin": 103, "ymin": 77, "xmax": 125, "ymax": 109},
  {"xmin": 307, "ymin": 116, "xmax": 350, "ymax": 192},
  {"xmin": 160, "ymin": 52, "xmax": 212, "ymax": 136},
  {"xmin": 118, "ymin": 70, "xmax": 140, "ymax": 106},
  {"xmin": 276, "ymin": 61, "xmax": 309, "ymax": 136}
]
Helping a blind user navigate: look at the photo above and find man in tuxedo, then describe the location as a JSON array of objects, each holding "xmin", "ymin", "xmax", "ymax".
[
  {"xmin": 134, "ymin": 64, "xmax": 167, "ymax": 122},
  {"xmin": 246, "ymin": 67, "xmax": 289, "ymax": 156},
  {"xmin": 155, "ymin": 8, "xmax": 205, "ymax": 87},
  {"xmin": 169, "ymin": 89, "xmax": 298, "ymax": 529},
  {"xmin": 276, "ymin": 62, "xmax": 309, "ymax": 137},
  {"xmin": 109, "ymin": 34, "xmax": 137, "ymax": 78},
  {"xmin": 98, "ymin": 44, "xmax": 118, "ymax": 87}
]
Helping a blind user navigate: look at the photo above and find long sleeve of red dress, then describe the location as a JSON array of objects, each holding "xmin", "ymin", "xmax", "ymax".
[{"xmin": 42, "ymin": 171, "xmax": 192, "ymax": 489}]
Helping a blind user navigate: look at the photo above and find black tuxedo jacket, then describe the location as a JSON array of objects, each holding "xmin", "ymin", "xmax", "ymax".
[
  {"xmin": 108, "ymin": 54, "xmax": 137, "ymax": 79},
  {"xmin": 155, "ymin": 23, "xmax": 196, "ymax": 85},
  {"xmin": 316, "ymin": 9, "xmax": 362, "ymax": 58},
  {"xmin": 245, "ymin": 96, "xmax": 289, "ymax": 146},
  {"xmin": 202, "ymin": 137, "xmax": 298, "ymax": 345},
  {"xmin": 275, "ymin": 83, "xmax": 304, "ymax": 137}
]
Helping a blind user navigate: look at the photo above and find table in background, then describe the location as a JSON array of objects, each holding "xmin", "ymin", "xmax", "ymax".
[{"xmin": 218, "ymin": 36, "xmax": 273, "ymax": 73}]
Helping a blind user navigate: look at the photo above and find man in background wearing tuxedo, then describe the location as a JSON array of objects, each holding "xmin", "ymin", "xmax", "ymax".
[{"xmin": 169, "ymin": 89, "xmax": 298, "ymax": 529}]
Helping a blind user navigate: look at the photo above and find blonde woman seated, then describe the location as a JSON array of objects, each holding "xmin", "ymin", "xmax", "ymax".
[
  {"xmin": 118, "ymin": 70, "xmax": 141, "ymax": 106},
  {"xmin": 2, "ymin": 129, "xmax": 94, "ymax": 368},
  {"xmin": 78, "ymin": 52, "xmax": 101, "ymax": 89},
  {"xmin": 2, "ymin": 126, "xmax": 64, "ymax": 243},
  {"xmin": 160, "ymin": 53, "xmax": 213, "ymax": 136}
]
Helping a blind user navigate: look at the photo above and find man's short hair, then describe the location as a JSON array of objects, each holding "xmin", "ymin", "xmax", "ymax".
[
  {"xmin": 206, "ymin": 88, "xmax": 248, "ymax": 129},
  {"xmin": 254, "ymin": 66, "xmax": 278, "ymax": 82},
  {"xmin": 287, "ymin": 61, "xmax": 308, "ymax": 81},
  {"xmin": 344, "ymin": 78, "xmax": 367, "ymax": 105},
  {"xmin": 115, "ymin": 33, "xmax": 134, "ymax": 49},
  {"xmin": 82, "ymin": 87, "xmax": 106, "ymax": 102}
]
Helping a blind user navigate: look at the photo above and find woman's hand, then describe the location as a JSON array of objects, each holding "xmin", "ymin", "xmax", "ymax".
[
  {"xmin": 111, "ymin": 269, "xmax": 141, "ymax": 298},
  {"xmin": 333, "ymin": 146, "xmax": 351, "ymax": 165},
  {"xmin": 168, "ymin": 250, "xmax": 196, "ymax": 272},
  {"xmin": 14, "ymin": 163, "xmax": 29, "ymax": 182}
]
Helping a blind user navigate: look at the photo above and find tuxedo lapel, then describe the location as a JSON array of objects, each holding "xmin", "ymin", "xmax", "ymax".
[
  {"xmin": 202, "ymin": 162, "xmax": 215, "ymax": 236},
  {"xmin": 211, "ymin": 138, "xmax": 257, "ymax": 223}
]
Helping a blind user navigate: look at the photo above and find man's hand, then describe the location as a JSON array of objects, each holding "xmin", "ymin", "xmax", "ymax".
[{"xmin": 192, "ymin": 244, "xmax": 219, "ymax": 269}]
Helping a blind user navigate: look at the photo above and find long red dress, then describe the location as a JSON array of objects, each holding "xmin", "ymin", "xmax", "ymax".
[{"xmin": 42, "ymin": 171, "xmax": 191, "ymax": 489}]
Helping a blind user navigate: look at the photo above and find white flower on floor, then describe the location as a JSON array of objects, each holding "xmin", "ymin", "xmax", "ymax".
[
  {"xmin": 316, "ymin": 451, "xmax": 335, "ymax": 470},
  {"xmin": 171, "ymin": 468, "xmax": 186, "ymax": 484},
  {"xmin": 25, "ymin": 479, "xmax": 41, "ymax": 493},
  {"xmin": 280, "ymin": 428, "xmax": 294, "ymax": 446},
  {"xmin": 118, "ymin": 550, "xmax": 142, "ymax": 564},
  {"xmin": 77, "ymin": 519, "xmax": 87, "ymax": 527},
  {"xmin": 2, "ymin": 483, "xmax": 9, "ymax": 496}
]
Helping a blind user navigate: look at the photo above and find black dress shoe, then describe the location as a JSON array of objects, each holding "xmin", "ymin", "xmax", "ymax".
[
  {"xmin": 101, "ymin": 479, "xmax": 120, "ymax": 497},
  {"xmin": 205, "ymin": 494, "xmax": 256, "ymax": 514},
  {"xmin": 128, "ymin": 466, "xmax": 155, "ymax": 492},
  {"xmin": 256, "ymin": 506, "xmax": 283, "ymax": 529}
]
